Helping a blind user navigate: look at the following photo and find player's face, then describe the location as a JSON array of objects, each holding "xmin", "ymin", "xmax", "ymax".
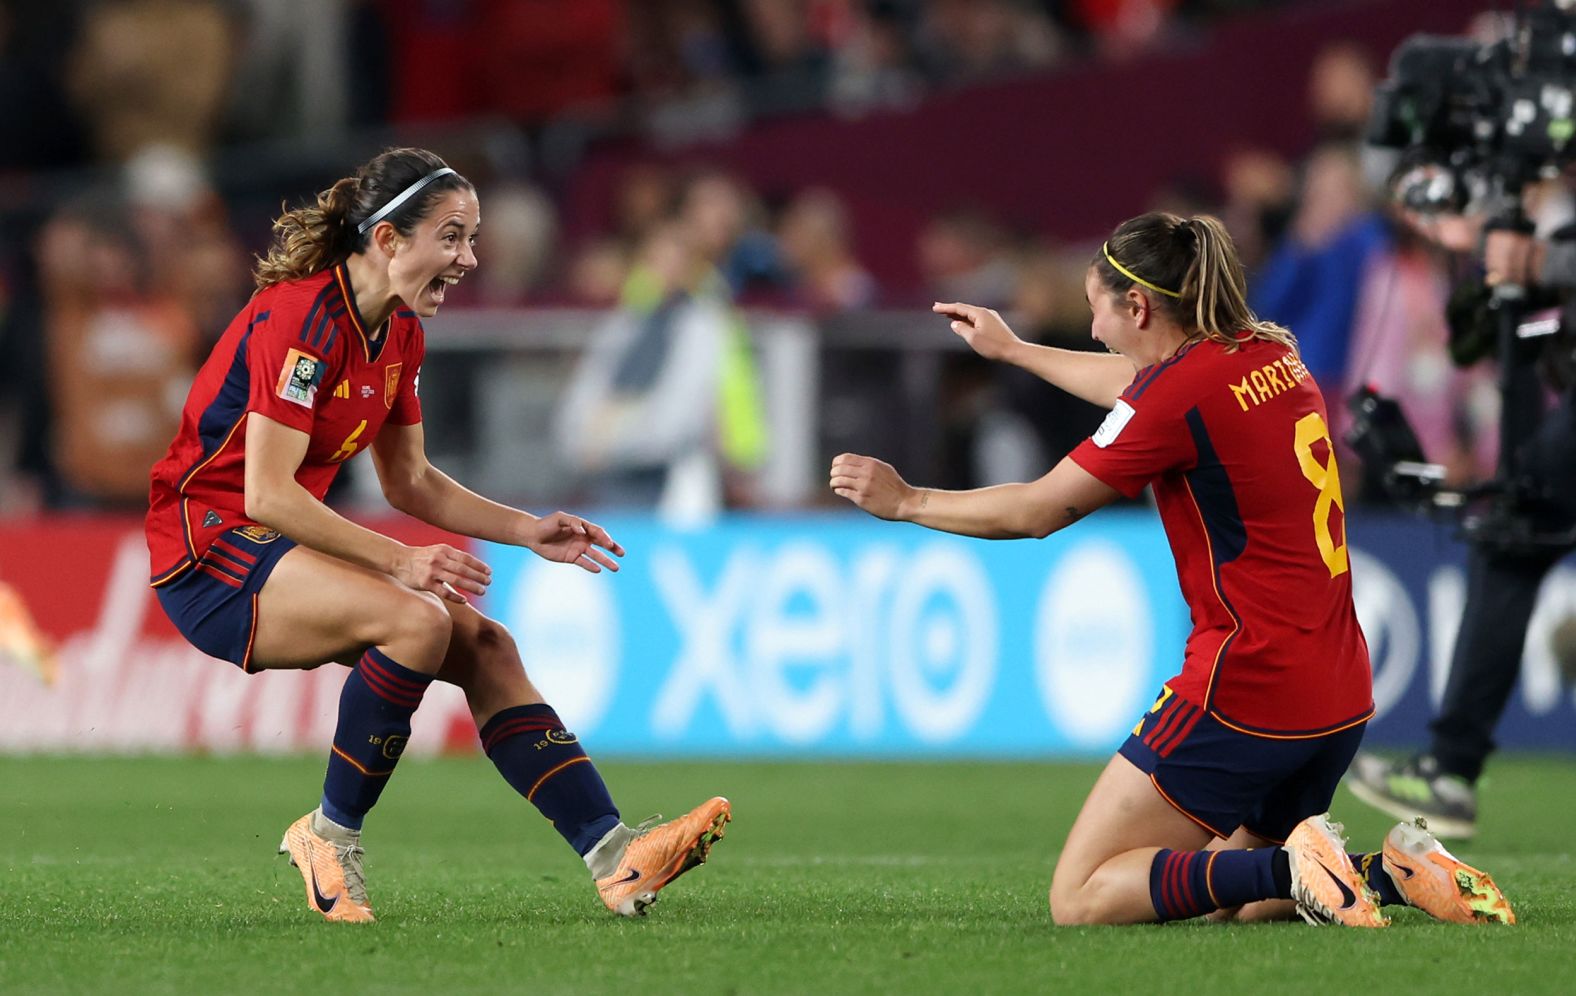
[
  {"xmin": 389, "ymin": 188, "xmax": 480, "ymax": 317},
  {"xmin": 1085, "ymin": 268, "xmax": 1141, "ymax": 359}
]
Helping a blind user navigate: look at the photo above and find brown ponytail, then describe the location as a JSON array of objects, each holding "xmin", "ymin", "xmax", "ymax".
[
  {"xmin": 253, "ymin": 177, "xmax": 360, "ymax": 289},
  {"xmin": 252, "ymin": 147, "xmax": 473, "ymax": 290},
  {"xmin": 1094, "ymin": 212, "xmax": 1297, "ymax": 353}
]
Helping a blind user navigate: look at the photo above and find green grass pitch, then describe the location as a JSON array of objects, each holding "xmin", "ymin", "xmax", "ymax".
[{"xmin": 3, "ymin": 755, "xmax": 1575, "ymax": 993}]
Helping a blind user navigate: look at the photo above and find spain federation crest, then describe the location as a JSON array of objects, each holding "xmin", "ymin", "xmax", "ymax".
[{"xmin": 384, "ymin": 362, "xmax": 402, "ymax": 408}]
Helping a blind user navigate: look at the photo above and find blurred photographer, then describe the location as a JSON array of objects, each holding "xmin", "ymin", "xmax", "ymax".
[
  {"xmin": 1350, "ymin": 191, "xmax": 1576, "ymax": 839},
  {"xmin": 1344, "ymin": 1, "xmax": 1576, "ymax": 837}
]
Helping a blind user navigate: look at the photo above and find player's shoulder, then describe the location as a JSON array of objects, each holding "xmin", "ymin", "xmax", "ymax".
[
  {"xmin": 249, "ymin": 270, "xmax": 347, "ymax": 356},
  {"xmin": 1118, "ymin": 337, "xmax": 1212, "ymax": 410},
  {"xmin": 251, "ymin": 269, "xmax": 336, "ymax": 317}
]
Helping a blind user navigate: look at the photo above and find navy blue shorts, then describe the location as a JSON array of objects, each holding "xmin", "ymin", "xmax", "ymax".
[
  {"xmin": 1118, "ymin": 686, "xmax": 1366, "ymax": 844},
  {"xmin": 154, "ymin": 527, "xmax": 298, "ymax": 672}
]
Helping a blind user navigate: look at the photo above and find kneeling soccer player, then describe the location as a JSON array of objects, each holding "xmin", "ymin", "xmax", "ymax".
[{"xmin": 831, "ymin": 211, "xmax": 1512, "ymax": 927}]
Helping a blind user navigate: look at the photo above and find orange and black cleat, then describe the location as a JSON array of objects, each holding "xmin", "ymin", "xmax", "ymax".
[
  {"xmin": 278, "ymin": 809, "xmax": 376, "ymax": 924},
  {"xmin": 595, "ymin": 797, "xmax": 731, "ymax": 917},
  {"xmin": 1382, "ymin": 818, "xmax": 1515, "ymax": 925},
  {"xmin": 1285, "ymin": 813, "xmax": 1389, "ymax": 928}
]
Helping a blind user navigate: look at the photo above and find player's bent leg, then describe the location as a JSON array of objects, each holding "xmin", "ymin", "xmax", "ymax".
[
  {"xmin": 1204, "ymin": 828, "xmax": 1297, "ymax": 923},
  {"xmin": 436, "ymin": 600, "xmax": 730, "ymax": 916},
  {"xmin": 434, "ymin": 602, "xmax": 543, "ymax": 723},
  {"xmin": 252, "ymin": 545, "xmax": 452, "ymax": 673},
  {"xmin": 1049, "ymin": 754, "xmax": 1214, "ymax": 925}
]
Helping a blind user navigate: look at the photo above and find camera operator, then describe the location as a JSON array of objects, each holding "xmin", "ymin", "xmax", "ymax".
[{"xmin": 1349, "ymin": 203, "xmax": 1576, "ymax": 839}]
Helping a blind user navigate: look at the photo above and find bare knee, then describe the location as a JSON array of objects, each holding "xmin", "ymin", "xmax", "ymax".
[
  {"xmin": 470, "ymin": 616, "xmax": 520, "ymax": 668},
  {"xmin": 1049, "ymin": 885, "xmax": 1093, "ymax": 926},
  {"xmin": 380, "ymin": 591, "xmax": 453, "ymax": 671},
  {"xmin": 1048, "ymin": 869, "xmax": 1125, "ymax": 926}
]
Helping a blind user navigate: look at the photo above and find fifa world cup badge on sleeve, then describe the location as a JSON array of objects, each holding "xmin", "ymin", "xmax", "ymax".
[
  {"xmin": 277, "ymin": 348, "xmax": 323, "ymax": 408},
  {"xmin": 1092, "ymin": 399, "xmax": 1136, "ymax": 448}
]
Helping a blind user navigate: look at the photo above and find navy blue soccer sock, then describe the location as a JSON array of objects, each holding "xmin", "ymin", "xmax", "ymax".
[
  {"xmin": 480, "ymin": 704, "xmax": 621, "ymax": 856},
  {"xmin": 319, "ymin": 648, "xmax": 433, "ymax": 831},
  {"xmin": 1149, "ymin": 848, "xmax": 1292, "ymax": 922},
  {"xmin": 1351, "ymin": 851, "xmax": 1406, "ymax": 906}
]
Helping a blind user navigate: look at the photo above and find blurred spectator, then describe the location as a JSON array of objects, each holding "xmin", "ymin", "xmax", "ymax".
[
  {"xmin": 553, "ymin": 220, "xmax": 769, "ymax": 520},
  {"xmin": 1219, "ymin": 148, "xmax": 1296, "ymax": 272},
  {"xmin": 916, "ymin": 0, "xmax": 1064, "ymax": 83},
  {"xmin": 225, "ymin": 0, "xmax": 359, "ymax": 141},
  {"xmin": 827, "ymin": 0, "xmax": 925, "ymax": 117},
  {"xmin": 776, "ymin": 188, "xmax": 875, "ymax": 312},
  {"xmin": 677, "ymin": 169, "xmax": 786, "ymax": 295},
  {"xmin": 39, "ymin": 194, "xmax": 201, "ymax": 506},
  {"xmin": 1341, "ymin": 221, "xmax": 1496, "ymax": 496},
  {"xmin": 917, "ymin": 208, "xmax": 1016, "ymax": 308},
  {"xmin": 974, "ymin": 244, "xmax": 1108, "ymax": 483},
  {"xmin": 613, "ymin": 163, "xmax": 680, "ymax": 250},
  {"xmin": 566, "ymin": 239, "xmax": 633, "ymax": 308},
  {"xmin": 736, "ymin": 0, "xmax": 831, "ymax": 113},
  {"xmin": 122, "ymin": 146, "xmax": 248, "ymax": 344},
  {"xmin": 1304, "ymin": 41, "xmax": 1395, "ymax": 194},
  {"xmin": 64, "ymin": 0, "xmax": 237, "ymax": 163},
  {"xmin": 1250, "ymin": 142, "xmax": 1391, "ymax": 386},
  {"xmin": 468, "ymin": 182, "xmax": 560, "ymax": 306}
]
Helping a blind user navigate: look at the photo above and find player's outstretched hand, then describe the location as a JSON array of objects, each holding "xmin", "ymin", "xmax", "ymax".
[
  {"xmin": 933, "ymin": 301, "xmax": 1022, "ymax": 363},
  {"xmin": 830, "ymin": 453, "xmax": 915, "ymax": 521},
  {"xmin": 527, "ymin": 511, "xmax": 625, "ymax": 574},
  {"xmin": 396, "ymin": 543, "xmax": 492, "ymax": 603}
]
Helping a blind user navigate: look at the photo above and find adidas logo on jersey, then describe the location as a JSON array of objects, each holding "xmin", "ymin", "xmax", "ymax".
[{"xmin": 333, "ymin": 380, "xmax": 351, "ymax": 400}]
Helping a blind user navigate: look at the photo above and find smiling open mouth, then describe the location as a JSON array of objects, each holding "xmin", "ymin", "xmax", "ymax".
[{"xmin": 427, "ymin": 274, "xmax": 461, "ymax": 302}]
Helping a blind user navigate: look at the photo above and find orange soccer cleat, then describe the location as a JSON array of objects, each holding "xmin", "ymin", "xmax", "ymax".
[
  {"xmin": 595, "ymin": 797, "xmax": 731, "ymax": 917},
  {"xmin": 1284, "ymin": 813, "xmax": 1389, "ymax": 928},
  {"xmin": 278, "ymin": 809, "xmax": 376, "ymax": 924},
  {"xmin": 1382, "ymin": 818, "xmax": 1515, "ymax": 925}
]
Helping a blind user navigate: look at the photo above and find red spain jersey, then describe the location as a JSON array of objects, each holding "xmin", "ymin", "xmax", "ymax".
[
  {"xmin": 1070, "ymin": 336, "xmax": 1372, "ymax": 736},
  {"xmin": 147, "ymin": 263, "xmax": 424, "ymax": 586}
]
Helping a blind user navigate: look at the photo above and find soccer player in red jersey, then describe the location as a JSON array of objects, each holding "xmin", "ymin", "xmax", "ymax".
[
  {"xmin": 147, "ymin": 148, "xmax": 728, "ymax": 923},
  {"xmin": 832, "ymin": 213, "xmax": 1513, "ymax": 927}
]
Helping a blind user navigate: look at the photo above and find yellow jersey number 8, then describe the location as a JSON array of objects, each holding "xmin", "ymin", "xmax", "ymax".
[{"xmin": 1293, "ymin": 411, "xmax": 1348, "ymax": 578}]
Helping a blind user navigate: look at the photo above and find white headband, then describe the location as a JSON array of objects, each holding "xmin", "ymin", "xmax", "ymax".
[{"xmin": 357, "ymin": 167, "xmax": 456, "ymax": 235}]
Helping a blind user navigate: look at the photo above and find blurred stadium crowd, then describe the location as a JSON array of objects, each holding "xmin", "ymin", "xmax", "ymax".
[{"xmin": 0, "ymin": 0, "xmax": 1545, "ymax": 517}]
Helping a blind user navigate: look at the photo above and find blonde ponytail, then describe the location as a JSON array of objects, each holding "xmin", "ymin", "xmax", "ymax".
[
  {"xmin": 1095, "ymin": 212, "xmax": 1297, "ymax": 353},
  {"xmin": 1180, "ymin": 216, "xmax": 1297, "ymax": 352}
]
